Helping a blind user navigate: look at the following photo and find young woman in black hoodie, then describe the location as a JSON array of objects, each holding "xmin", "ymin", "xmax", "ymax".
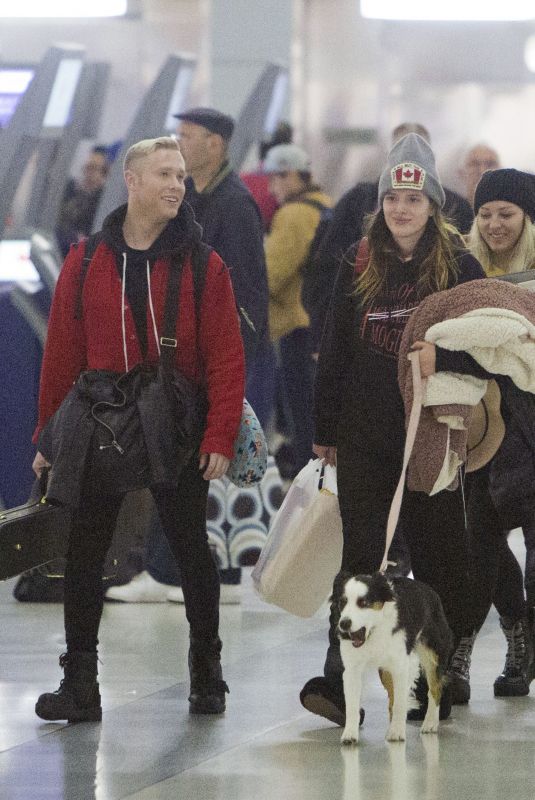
[{"xmin": 300, "ymin": 133, "xmax": 486, "ymax": 726}]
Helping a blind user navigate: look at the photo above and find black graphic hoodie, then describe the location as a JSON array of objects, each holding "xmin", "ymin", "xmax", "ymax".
[{"xmin": 314, "ymin": 236, "xmax": 485, "ymax": 508}]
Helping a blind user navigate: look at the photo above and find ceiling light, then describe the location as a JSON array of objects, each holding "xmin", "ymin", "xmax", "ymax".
[
  {"xmin": 525, "ymin": 36, "xmax": 535, "ymax": 71},
  {"xmin": 361, "ymin": 0, "xmax": 535, "ymax": 21},
  {"xmin": 0, "ymin": 0, "xmax": 127, "ymax": 17}
]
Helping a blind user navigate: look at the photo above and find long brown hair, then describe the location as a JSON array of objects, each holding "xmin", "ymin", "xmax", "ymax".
[{"xmin": 355, "ymin": 206, "xmax": 462, "ymax": 305}]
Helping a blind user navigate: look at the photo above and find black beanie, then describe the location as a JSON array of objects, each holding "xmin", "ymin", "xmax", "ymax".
[{"xmin": 474, "ymin": 168, "xmax": 535, "ymax": 221}]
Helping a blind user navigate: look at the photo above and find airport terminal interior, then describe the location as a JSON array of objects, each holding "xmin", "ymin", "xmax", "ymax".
[{"xmin": 2, "ymin": 1, "xmax": 535, "ymax": 798}]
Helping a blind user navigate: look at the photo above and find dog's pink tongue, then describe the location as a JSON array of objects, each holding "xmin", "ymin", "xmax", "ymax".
[{"xmin": 350, "ymin": 627, "xmax": 366, "ymax": 648}]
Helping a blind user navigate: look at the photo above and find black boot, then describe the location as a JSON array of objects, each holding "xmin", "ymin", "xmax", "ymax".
[
  {"xmin": 448, "ymin": 632, "xmax": 477, "ymax": 704},
  {"xmin": 524, "ymin": 545, "xmax": 535, "ymax": 609},
  {"xmin": 188, "ymin": 636, "xmax": 229, "ymax": 715},
  {"xmin": 494, "ymin": 616, "xmax": 534, "ymax": 697},
  {"xmin": 35, "ymin": 652, "xmax": 102, "ymax": 722}
]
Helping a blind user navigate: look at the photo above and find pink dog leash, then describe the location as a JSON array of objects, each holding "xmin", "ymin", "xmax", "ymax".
[{"xmin": 380, "ymin": 351, "xmax": 427, "ymax": 573}]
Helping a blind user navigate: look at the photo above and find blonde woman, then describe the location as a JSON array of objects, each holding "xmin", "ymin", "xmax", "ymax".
[
  {"xmin": 469, "ymin": 168, "xmax": 535, "ymax": 275},
  {"xmin": 461, "ymin": 168, "xmax": 535, "ymax": 698}
]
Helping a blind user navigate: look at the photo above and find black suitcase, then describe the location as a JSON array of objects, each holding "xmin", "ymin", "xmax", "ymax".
[{"xmin": 0, "ymin": 474, "xmax": 71, "ymax": 581}]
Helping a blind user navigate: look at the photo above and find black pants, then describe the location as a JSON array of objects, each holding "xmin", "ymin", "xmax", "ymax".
[
  {"xmin": 277, "ymin": 327, "xmax": 315, "ymax": 475},
  {"xmin": 466, "ymin": 466, "xmax": 526, "ymax": 626},
  {"xmin": 324, "ymin": 463, "xmax": 477, "ymax": 683},
  {"xmin": 64, "ymin": 456, "xmax": 218, "ymax": 653}
]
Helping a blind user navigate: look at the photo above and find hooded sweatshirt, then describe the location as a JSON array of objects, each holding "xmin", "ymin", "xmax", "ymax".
[{"xmin": 313, "ymin": 235, "xmax": 484, "ymax": 509}]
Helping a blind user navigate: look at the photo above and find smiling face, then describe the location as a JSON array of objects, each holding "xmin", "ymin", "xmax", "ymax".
[
  {"xmin": 476, "ymin": 200, "xmax": 526, "ymax": 256},
  {"xmin": 382, "ymin": 189, "xmax": 433, "ymax": 254},
  {"xmin": 125, "ymin": 147, "xmax": 186, "ymax": 225}
]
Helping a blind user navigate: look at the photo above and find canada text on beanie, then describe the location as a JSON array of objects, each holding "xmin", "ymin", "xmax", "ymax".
[
  {"xmin": 173, "ymin": 107, "xmax": 235, "ymax": 141},
  {"xmin": 378, "ymin": 132, "xmax": 446, "ymax": 208},
  {"xmin": 474, "ymin": 168, "xmax": 535, "ymax": 222}
]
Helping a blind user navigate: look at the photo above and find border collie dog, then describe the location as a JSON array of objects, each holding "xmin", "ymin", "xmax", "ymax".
[{"xmin": 333, "ymin": 571, "xmax": 453, "ymax": 745}]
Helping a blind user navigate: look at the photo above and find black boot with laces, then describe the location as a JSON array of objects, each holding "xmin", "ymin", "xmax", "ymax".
[
  {"xmin": 188, "ymin": 636, "xmax": 229, "ymax": 714},
  {"xmin": 448, "ymin": 632, "xmax": 476, "ymax": 704},
  {"xmin": 35, "ymin": 651, "xmax": 102, "ymax": 722},
  {"xmin": 494, "ymin": 616, "xmax": 534, "ymax": 697}
]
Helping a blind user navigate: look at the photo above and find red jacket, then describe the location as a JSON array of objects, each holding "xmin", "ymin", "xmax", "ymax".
[{"xmin": 34, "ymin": 239, "xmax": 245, "ymax": 460}]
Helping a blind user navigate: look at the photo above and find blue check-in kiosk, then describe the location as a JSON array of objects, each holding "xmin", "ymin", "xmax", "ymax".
[
  {"xmin": 0, "ymin": 45, "xmax": 87, "ymax": 508},
  {"xmin": 0, "ymin": 238, "xmax": 49, "ymax": 507}
]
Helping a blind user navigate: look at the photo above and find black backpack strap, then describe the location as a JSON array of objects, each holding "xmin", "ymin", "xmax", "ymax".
[
  {"xmin": 74, "ymin": 232, "xmax": 104, "ymax": 320},
  {"xmin": 160, "ymin": 255, "xmax": 183, "ymax": 373},
  {"xmin": 190, "ymin": 241, "xmax": 211, "ymax": 321},
  {"xmin": 159, "ymin": 242, "xmax": 211, "ymax": 373},
  {"xmin": 286, "ymin": 196, "xmax": 330, "ymax": 214}
]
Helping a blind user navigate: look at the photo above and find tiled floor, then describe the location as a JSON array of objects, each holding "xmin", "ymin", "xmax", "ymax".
[{"xmin": 1, "ymin": 534, "xmax": 534, "ymax": 799}]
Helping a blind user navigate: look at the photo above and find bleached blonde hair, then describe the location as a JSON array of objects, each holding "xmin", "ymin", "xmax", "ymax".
[
  {"xmin": 123, "ymin": 136, "xmax": 180, "ymax": 173},
  {"xmin": 468, "ymin": 214, "xmax": 535, "ymax": 274}
]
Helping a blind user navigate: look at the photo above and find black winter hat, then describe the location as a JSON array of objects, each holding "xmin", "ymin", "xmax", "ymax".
[
  {"xmin": 474, "ymin": 168, "xmax": 535, "ymax": 221},
  {"xmin": 173, "ymin": 107, "xmax": 235, "ymax": 141}
]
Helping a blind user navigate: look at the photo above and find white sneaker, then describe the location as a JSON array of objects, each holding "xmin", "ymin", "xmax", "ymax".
[
  {"xmin": 166, "ymin": 586, "xmax": 185, "ymax": 603},
  {"xmin": 220, "ymin": 583, "xmax": 242, "ymax": 605},
  {"xmin": 166, "ymin": 583, "xmax": 242, "ymax": 605},
  {"xmin": 105, "ymin": 571, "xmax": 176, "ymax": 603}
]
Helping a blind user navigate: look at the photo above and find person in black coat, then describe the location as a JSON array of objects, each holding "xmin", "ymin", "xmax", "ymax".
[
  {"xmin": 300, "ymin": 132, "xmax": 485, "ymax": 728},
  {"xmin": 175, "ymin": 107, "xmax": 269, "ymax": 372},
  {"xmin": 55, "ymin": 146, "xmax": 110, "ymax": 258},
  {"xmin": 307, "ymin": 124, "xmax": 474, "ymax": 352}
]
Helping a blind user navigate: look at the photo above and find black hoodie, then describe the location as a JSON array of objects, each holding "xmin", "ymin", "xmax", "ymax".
[
  {"xmin": 100, "ymin": 202, "xmax": 203, "ymax": 356},
  {"xmin": 314, "ymin": 243, "xmax": 485, "ymax": 509}
]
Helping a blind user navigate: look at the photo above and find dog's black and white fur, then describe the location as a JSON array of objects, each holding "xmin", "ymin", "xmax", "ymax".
[{"xmin": 333, "ymin": 571, "xmax": 453, "ymax": 745}]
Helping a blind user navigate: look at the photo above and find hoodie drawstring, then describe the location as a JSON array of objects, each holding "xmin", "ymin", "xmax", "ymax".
[
  {"xmin": 121, "ymin": 253, "xmax": 129, "ymax": 373},
  {"xmin": 121, "ymin": 254, "xmax": 162, "ymax": 372},
  {"xmin": 147, "ymin": 260, "xmax": 161, "ymax": 358}
]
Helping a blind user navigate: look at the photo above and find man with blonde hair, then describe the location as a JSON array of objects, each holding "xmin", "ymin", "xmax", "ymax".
[
  {"xmin": 107, "ymin": 107, "xmax": 269, "ymax": 607},
  {"xmin": 32, "ymin": 136, "xmax": 244, "ymax": 722}
]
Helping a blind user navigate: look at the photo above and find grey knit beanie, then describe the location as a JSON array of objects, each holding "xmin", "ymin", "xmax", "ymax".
[{"xmin": 378, "ymin": 132, "xmax": 446, "ymax": 208}]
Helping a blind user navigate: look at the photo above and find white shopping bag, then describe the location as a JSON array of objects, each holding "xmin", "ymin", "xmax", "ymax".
[{"xmin": 252, "ymin": 458, "xmax": 343, "ymax": 617}]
